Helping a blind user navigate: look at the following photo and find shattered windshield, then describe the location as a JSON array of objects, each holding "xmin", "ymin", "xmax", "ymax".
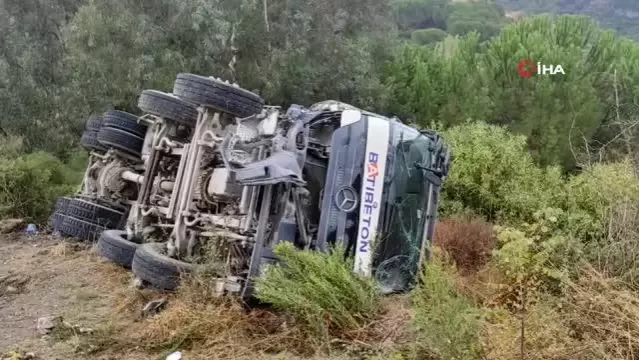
[{"xmin": 372, "ymin": 123, "xmax": 435, "ymax": 294}]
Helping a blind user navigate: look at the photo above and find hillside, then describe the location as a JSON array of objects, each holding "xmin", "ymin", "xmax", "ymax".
[{"xmin": 496, "ymin": 0, "xmax": 639, "ymax": 39}]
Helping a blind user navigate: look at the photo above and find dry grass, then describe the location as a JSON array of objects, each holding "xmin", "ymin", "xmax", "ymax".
[
  {"xmin": 434, "ymin": 218, "xmax": 495, "ymax": 274},
  {"xmin": 42, "ymin": 233, "xmax": 639, "ymax": 360},
  {"xmin": 113, "ymin": 276, "xmax": 308, "ymax": 359},
  {"xmin": 96, "ymin": 272, "xmax": 413, "ymax": 360},
  {"xmin": 563, "ymin": 267, "xmax": 639, "ymax": 360},
  {"xmin": 478, "ymin": 265, "xmax": 639, "ymax": 360},
  {"xmin": 334, "ymin": 295, "xmax": 414, "ymax": 356},
  {"xmin": 482, "ymin": 298, "xmax": 583, "ymax": 360},
  {"xmin": 590, "ymin": 200, "xmax": 639, "ymax": 287}
]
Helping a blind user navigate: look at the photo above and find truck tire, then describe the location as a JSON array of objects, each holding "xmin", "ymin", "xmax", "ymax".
[
  {"xmin": 66, "ymin": 198, "xmax": 124, "ymax": 229},
  {"xmin": 102, "ymin": 110, "xmax": 148, "ymax": 138},
  {"xmin": 55, "ymin": 197, "xmax": 72, "ymax": 213},
  {"xmin": 50, "ymin": 212, "xmax": 65, "ymax": 230},
  {"xmin": 132, "ymin": 242, "xmax": 194, "ymax": 291},
  {"xmin": 58, "ymin": 215, "xmax": 104, "ymax": 242},
  {"xmin": 97, "ymin": 127, "xmax": 144, "ymax": 157},
  {"xmin": 85, "ymin": 116, "xmax": 103, "ymax": 131},
  {"xmin": 97, "ymin": 230, "xmax": 140, "ymax": 268},
  {"xmin": 81, "ymin": 131, "xmax": 107, "ymax": 152},
  {"xmin": 138, "ymin": 90, "xmax": 198, "ymax": 127},
  {"xmin": 173, "ymin": 73, "xmax": 264, "ymax": 119},
  {"xmin": 49, "ymin": 197, "xmax": 72, "ymax": 231}
]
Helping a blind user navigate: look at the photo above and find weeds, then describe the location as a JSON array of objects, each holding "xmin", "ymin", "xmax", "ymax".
[
  {"xmin": 255, "ymin": 243, "xmax": 382, "ymax": 343},
  {"xmin": 411, "ymin": 248, "xmax": 484, "ymax": 360}
]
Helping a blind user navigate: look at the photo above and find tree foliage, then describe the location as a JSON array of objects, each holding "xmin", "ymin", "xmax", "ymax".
[
  {"xmin": 394, "ymin": 0, "xmax": 508, "ymax": 44},
  {"xmin": 385, "ymin": 14, "xmax": 639, "ymax": 169},
  {"xmin": 411, "ymin": 28, "xmax": 448, "ymax": 44},
  {"xmin": 0, "ymin": 2, "xmax": 638, "ymax": 173},
  {"xmin": 497, "ymin": 0, "xmax": 639, "ymax": 40},
  {"xmin": 0, "ymin": 0, "xmax": 397, "ymax": 157}
]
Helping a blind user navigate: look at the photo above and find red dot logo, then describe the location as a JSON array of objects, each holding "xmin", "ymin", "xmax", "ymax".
[{"xmin": 517, "ymin": 59, "xmax": 536, "ymax": 78}]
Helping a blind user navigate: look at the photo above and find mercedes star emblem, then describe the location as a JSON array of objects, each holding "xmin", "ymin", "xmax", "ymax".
[{"xmin": 334, "ymin": 186, "xmax": 358, "ymax": 213}]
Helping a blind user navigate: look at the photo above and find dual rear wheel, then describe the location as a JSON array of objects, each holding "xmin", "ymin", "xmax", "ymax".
[{"xmin": 50, "ymin": 197, "xmax": 126, "ymax": 243}]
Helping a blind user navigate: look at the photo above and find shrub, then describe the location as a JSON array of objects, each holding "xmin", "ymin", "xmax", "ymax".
[
  {"xmin": 411, "ymin": 28, "xmax": 448, "ymax": 45},
  {"xmin": 441, "ymin": 122, "xmax": 564, "ymax": 224},
  {"xmin": 565, "ymin": 161, "xmax": 639, "ymax": 240},
  {"xmin": 0, "ymin": 151, "xmax": 80, "ymax": 222},
  {"xmin": 255, "ymin": 243, "xmax": 382, "ymax": 342},
  {"xmin": 561, "ymin": 161, "xmax": 639, "ymax": 285},
  {"xmin": 492, "ymin": 208, "xmax": 585, "ymax": 293},
  {"xmin": 63, "ymin": 149, "xmax": 90, "ymax": 185},
  {"xmin": 411, "ymin": 248, "xmax": 484, "ymax": 360},
  {"xmin": 433, "ymin": 218, "xmax": 495, "ymax": 273}
]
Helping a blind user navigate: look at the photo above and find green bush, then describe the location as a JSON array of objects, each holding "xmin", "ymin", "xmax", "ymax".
[
  {"xmin": 441, "ymin": 121, "xmax": 564, "ymax": 224},
  {"xmin": 410, "ymin": 28, "xmax": 448, "ymax": 45},
  {"xmin": 0, "ymin": 151, "xmax": 81, "ymax": 222},
  {"xmin": 255, "ymin": 243, "xmax": 381, "ymax": 341},
  {"xmin": 565, "ymin": 161, "xmax": 639, "ymax": 236},
  {"xmin": 563, "ymin": 161, "xmax": 639, "ymax": 284},
  {"xmin": 411, "ymin": 248, "xmax": 484, "ymax": 360},
  {"xmin": 63, "ymin": 149, "xmax": 90, "ymax": 185},
  {"xmin": 493, "ymin": 208, "xmax": 586, "ymax": 292}
]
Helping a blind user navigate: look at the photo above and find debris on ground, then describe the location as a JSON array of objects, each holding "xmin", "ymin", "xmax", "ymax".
[
  {"xmin": 133, "ymin": 276, "xmax": 144, "ymax": 289},
  {"xmin": 0, "ymin": 219, "xmax": 26, "ymax": 234},
  {"xmin": 36, "ymin": 316, "xmax": 62, "ymax": 335},
  {"xmin": 25, "ymin": 224, "xmax": 37, "ymax": 236},
  {"xmin": 141, "ymin": 298, "xmax": 168, "ymax": 318},
  {"xmin": 166, "ymin": 351, "xmax": 182, "ymax": 360}
]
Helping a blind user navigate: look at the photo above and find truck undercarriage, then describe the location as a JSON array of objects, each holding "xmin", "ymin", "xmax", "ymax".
[{"xmin": 50, "ymin": 73, "xmax": 451, "ymax": 297}]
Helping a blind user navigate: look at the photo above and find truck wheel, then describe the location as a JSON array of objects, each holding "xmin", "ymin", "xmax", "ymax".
[
  {"xmin": 85, "ymin": 116, "xmax": 103, "ymax": 132},
  {"xmin": 50, "ymin": 212, "xmax": 65, "ymax": 230},
  {"xmin": 132, "ymin": 242, "xmax": 194, "ymax": 291},
  {"xmin": 66, "ymin": 198, "xmax": 124, "ymax": 229},
  {"xmin": 102, "ymin": 110, "xmax": 148, "ymax": 138},
  {"xmin": 97, "ymin": 127, "xmax": 144, "ymax": 157},
  {"xmin": 49, "ymin": 197, "xmax": 72, "ymax": 231},
  {"xmin": 58, "ymin": 215, "xmax": 104, "ymax": 242},
  {"xmin": 81, "ymin": 131, "xmax": 108, "ymax": 152},
  {"xmin": 138, "ymin": 90, "xmax": 198, "ymax": 127},
  {"xmin": 97, "ymin": 230, "xmax": 140, "ymax": 268},
  {"xmin": 173, "ymin": 73, "xmax": 264, "ymax": 119},
  {"xmin": 55, "ymin": 197, "xmax": 72, "ymax": 213}
]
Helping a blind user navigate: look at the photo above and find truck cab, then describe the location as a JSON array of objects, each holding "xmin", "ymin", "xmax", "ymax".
[{"xmin": 284, "ymin": 101, "xmax": 451, "ymax": 294}]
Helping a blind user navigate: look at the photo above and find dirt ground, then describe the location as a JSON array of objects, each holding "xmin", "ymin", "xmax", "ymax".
[
  {"xmin": 0, "ymin": 233, "xmax": 159, "ymax": 360},
  {"xmin": 0, "ymin": 233, "xmax": 410, "ymax": 360}
]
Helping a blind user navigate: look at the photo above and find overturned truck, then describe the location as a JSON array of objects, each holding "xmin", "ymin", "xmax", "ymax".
[{"xmin": 50, "ymin": 73, "xmax": 451, "ymax": 297}]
